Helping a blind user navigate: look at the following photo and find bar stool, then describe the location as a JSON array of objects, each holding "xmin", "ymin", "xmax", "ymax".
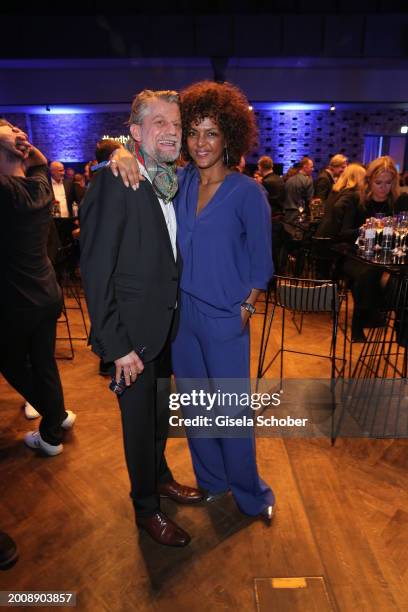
[
  {"xmin": 53, "ymin": 243, "xmax": 89, "ymax": 359},
  {"xmin": 257, "ymin": 275, "xmax": 343, "ymax": 385},
  {"xmin": 333, "ymin": 275, "xmax": 408, "ymax": 440}
]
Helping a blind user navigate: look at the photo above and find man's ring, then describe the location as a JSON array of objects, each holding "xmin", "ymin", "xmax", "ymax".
[
  {"xmin": 129, "ymin": 369, "xmax": 132, "ymax": 377},
  {"xmin": 110, "ymin": 158, "xmax": 118, "ymax": 164}
]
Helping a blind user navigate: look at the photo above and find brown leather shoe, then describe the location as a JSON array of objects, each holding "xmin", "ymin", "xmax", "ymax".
[
  {"xmin": 158, "ymin": 479, "xmax": 204, "ymax": 504},
  {"xmin": 137, "ymin": 511, "xmax": 191, "ymax": 547}
]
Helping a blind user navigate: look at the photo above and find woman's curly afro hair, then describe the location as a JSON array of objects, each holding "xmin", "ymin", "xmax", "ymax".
[{"xmin": 180, "ymin": 80, "xmax": 258, "ymax": 167}]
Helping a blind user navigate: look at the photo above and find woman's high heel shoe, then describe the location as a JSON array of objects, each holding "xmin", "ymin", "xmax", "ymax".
[{"xmin": 260, "ymin": 504, "xmax": 274, "ymax": 525}]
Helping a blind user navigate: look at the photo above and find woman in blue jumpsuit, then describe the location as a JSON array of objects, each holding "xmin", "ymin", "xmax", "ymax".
[{"xmin": 172, "ymin": 81, "xmax": 275, "ymax": 520}]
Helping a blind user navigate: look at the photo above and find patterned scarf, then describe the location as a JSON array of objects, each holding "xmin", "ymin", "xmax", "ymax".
[{"xmin": 125, "ymin": 140, "xmax": 178, "ymax": 203}]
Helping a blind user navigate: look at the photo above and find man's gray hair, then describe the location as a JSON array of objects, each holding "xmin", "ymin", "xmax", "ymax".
[
  {"xmin": 329, "ymin": 153, "xmax": 348, "ymax": 168},
  {"xmin": 128, "ymin": 90, "xmax": 180, "ymax": 125}
]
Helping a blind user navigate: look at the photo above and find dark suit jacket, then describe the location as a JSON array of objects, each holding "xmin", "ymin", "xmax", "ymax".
[
  {"xmin": 262, "ymin": 172, "xmax": 285, "ymax": 216},
  {"xmin": 314, "ymin": 169, "xmax": 334, "ymax": 201},
  {"xmin": 70, "ymin": 181, "xmax": 85, "ymax": 208},
  {"xmin": 80, "ymin": 169, "xmax": 181, "ymax": 364}
]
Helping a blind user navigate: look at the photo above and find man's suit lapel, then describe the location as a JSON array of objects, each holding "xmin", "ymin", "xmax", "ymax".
[{"xmin": 147, "ymin": 186, "xmax": 177, "ymax": 265}]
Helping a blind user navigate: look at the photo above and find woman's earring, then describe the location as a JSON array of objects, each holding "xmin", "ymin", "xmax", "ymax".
[{"xmin": 223, "ymin": 147, "xmax": 229, "ymax": 166}]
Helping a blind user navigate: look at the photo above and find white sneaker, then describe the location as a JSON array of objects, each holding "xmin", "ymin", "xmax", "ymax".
[
  {"xmin": 61, "ymin": 410, "xmax": 76, "ymax": 430},
  {"xmin": 24, "ymin": 401, "xmax": 40, "ymax": 420},
  {"xmin": 24, "ymin": 431, "xmax": 63, "ymax": 456}
]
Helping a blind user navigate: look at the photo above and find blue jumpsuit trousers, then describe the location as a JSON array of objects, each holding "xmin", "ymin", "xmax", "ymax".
[{"xmin": 172, "ymin": 290, "xmax": 275, "ymax": 516}]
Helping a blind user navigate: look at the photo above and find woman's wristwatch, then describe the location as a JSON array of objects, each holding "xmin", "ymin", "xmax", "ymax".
[{"xmin": 241, "ymin": 301, "xmax": 256, "ymax": 316}]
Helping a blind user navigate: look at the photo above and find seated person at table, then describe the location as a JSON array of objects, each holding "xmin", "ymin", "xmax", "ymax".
[
  {"xmin": 344, "ymin": 158, "xmax": 400, "ymax": 342},
  {"xmin": 358, "ymin": 155, "xmax": 407, "ymax": 222},
  {"xmin": 315, "ymin": 163, "xmax": 366, "ymax": 243},
  {"xmin": 314, "ymin": 153, "xmax": 348, "ymax": 203},
  {"xmin": 317, "ymin": 161, "xmax": 392, "ymax": 342}
]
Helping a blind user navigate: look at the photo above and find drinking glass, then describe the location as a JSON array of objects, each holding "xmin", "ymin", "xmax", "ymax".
[
  {"xmin": 374, "ymin": 217, "xmax": 384, "ymax": 250},
  {"xmin": 393, "ymin": 220, "xmax": 403, "ymax": 256}
]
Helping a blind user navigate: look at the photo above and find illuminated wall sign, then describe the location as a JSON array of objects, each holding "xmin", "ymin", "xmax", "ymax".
[{"xmin": 102, "ymin": 134, "xmax": 130, "ymax": 144}]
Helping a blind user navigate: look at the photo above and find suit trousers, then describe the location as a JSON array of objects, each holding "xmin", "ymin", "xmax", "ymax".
[
  {"xmin": 0, "ymin": 300, "xmax": 67, "ymax": 445},
  {"xmin": 118, "ymin": 339, "xmax": 173, "ymax": 517},
  {"xmin": 172, "ymin": 291, "xmax": 274, "ymax": 516}
]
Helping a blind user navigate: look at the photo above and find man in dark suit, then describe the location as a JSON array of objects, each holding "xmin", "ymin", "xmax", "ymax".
[
  {"xmin": 80, "ymin": 90, "xmax": 203, "ymax": 547},
  {"xmin": 314, "ymin": 153, "xmax": 348, "ymax": 202},
  {"xmin": 257, "ymin": 155, "xmax": 285, "ymax": 217},
  {"xmin": 49, "ymin": 161, "xmax": 76, "ymax": 217},
  {"xmin": 49, "ymin": 160, "xmax": 82, "ymax": 252}
]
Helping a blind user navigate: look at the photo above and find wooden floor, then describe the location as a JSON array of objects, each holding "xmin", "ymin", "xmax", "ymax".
[{"xmin": 0, "ymin": 294, "xmax": 407, "ymax": 611}]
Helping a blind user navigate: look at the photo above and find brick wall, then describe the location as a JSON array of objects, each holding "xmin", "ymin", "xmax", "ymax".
[
  {"xmin": 4, "ymin": 107, "xmax": 408, "ymax": 171},
  {"xmin": 29, "ymin": 113, "xmax": 129, "ymax": 163},
  {"xmin": 251, "ymin": 108, "xmax": 408, "ymax": 171}
]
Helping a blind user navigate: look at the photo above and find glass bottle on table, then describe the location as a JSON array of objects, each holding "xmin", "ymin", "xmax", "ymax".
[
  {"xmin": 52, "ymin": 200, "xmax": 61, "ymax": 217},
  {"xmin": 357, "ymin": 226, "xmax": 366, "ymax": 252},
  {"xmin": 310, "ymin": 197, "xmax": 321, "ymax": 221}
]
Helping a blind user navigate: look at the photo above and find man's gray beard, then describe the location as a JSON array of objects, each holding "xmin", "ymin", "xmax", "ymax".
[{"xmin": 153, "ymin": 146, "xmax": 181, "ymax": 164}]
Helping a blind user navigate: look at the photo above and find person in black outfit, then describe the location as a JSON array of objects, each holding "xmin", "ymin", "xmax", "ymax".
[
  {"xmin": 344, "ymin": 156, "xmax": 405, "ymax": 340},
  {"xmin": 0, "ymin": 123, "xmax": 76, "ymax": 454},
  {"xmin": 320, "ymin": 156, "xmax": 402, "ymax": 341},
  {"xmin": 315, "ymin": 164, "xmax": 365, "ymax": 294},
  {"xmin": 80, "ymin": 90, "xmax": 203, "ymax": 547},
  {"xmin": 257, "ymin": 155, "xmax": 286, "ymax": 271},
  {"xmin": 359, "ymin": 155, "xmax": 408, "ymax": 220},
  {"xmin": 314, "ymin": 153, "xmax": 348, "ymax": 203},
  {"xmin": 257, "ymin": 155, "xmax": 285, "ymax": 217},
  {"xmin": 315, "ymin": 162, "xmax": 385, "ymax": 341},
  {"xmin": 316, "ymin": 163, "xmax": 365, "ymax": 243}
]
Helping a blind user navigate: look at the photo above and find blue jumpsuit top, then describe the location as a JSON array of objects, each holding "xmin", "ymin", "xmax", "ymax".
[{"xmin": 175, "ymin": 164, "xmax": 273, "ymax": 317}]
